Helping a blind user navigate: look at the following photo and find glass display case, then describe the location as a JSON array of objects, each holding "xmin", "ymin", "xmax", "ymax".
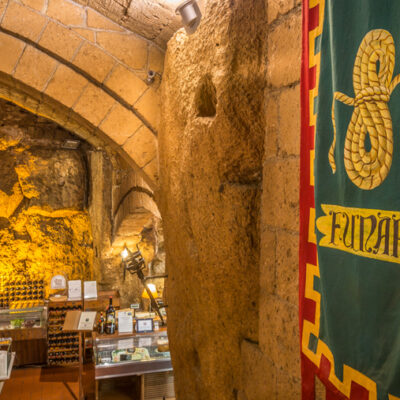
[
  {"xmin": 0, "ymin": 306, "xmax": 47, "ymax": 330},
  {"xmin": 93, "ymin": 330, "xmax": 172, "ymax": 379},
  {"xmin": 0, "ymin": 307, "xmax": 47, "ymax": 366}
]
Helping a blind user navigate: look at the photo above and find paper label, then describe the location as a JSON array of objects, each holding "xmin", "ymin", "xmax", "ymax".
[
  {"xmin": 78, "ymin": 311, "xmax": 96, "ymax": 331},
  {"xmin": 118, "ymin": 338, "xmax": 134, "ymax": 350},
  {"xmin": 51, "ymin": 275, "xmax": 66, "ymax": 290},
  {"xmin": 118, "ymin": 311, "xmax": 133, "ymax": 334},
  {"xmin": 138, "ymin": 337, "xmax": 152, "ymax": 348},
  {"xmin": 84, "ymin": 281, "xmax": 97, "ymax": 299},
  {"xmin": 0, "ymin": 351, "xmax": 7, "ymax": 377},
  {"xmin": 68, "ymin": 280, "xmax": 82, "ymax": 300}
]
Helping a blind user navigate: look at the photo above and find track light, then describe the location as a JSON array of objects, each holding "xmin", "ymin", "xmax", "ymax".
[{"xmin": 176, "ymin": 0, "xmax": 202, "ymax": 35}]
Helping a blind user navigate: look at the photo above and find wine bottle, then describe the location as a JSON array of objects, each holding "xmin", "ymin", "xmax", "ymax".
[
  {"xmin": 105, "ymin": 297, "xmax": 115, "ymax": 334},
  {"xmin": 98, "ymin": 312, "xmax": 105, "ymax": 334}
]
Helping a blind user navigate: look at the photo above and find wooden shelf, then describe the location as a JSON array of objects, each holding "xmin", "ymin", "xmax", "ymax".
[{"xmin": 47, "ymin": 300, "xmax": 82, "ymax": 367}]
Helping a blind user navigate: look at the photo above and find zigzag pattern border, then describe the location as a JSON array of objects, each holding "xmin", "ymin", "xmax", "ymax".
[{"xmin": 300, "ymin": 0, "xmax": 399, "ymax": 399}]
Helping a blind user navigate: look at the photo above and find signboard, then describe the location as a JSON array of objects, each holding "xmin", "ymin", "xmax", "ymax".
[{"xmin": 300, "ymin": 1, "xmax": 400, "ymax": 398}]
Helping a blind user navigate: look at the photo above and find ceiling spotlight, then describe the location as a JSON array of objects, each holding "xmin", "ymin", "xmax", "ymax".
[{"xmin": 176, "ymin": 0, "xmax": 202, "ymax": 35}]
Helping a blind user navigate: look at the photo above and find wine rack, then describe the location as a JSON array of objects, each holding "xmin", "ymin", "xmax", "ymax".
[
  {"xmin": 47, "ymin": 300, "xmax": 82, "ymax": 366},
  {"xmin": 0, "ymin": 278, "xmax": 45, "ymax": 309}
]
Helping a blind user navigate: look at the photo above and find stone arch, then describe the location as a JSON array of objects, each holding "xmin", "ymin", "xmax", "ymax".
[{"xmin": 0, "ymin": 0, "xmax": 164, "ymax": 188}]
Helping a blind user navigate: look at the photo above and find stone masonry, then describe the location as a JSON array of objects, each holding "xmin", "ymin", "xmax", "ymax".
[{"xmin": 0, "ymin": 0, "xmax": 163, "ymax": 187}]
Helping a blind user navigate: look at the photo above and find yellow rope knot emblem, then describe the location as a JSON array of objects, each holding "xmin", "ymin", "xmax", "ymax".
[{"xmin": 330, "ymin": 29, "xmax": 400, "ymax": 190}]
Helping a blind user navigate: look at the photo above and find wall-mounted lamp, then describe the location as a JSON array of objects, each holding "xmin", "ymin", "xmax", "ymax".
[
  {"xmin": 120, "ymin": 245, "xmax": 167, "ymax": 325},
  {"xmin": 176, "ymin": 0, "xmax": 202, "ymax": 35}
]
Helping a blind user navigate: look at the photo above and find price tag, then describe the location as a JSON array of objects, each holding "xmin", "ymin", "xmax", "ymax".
[
  {"xmin": 118, "ymin": 338, "xmax": 134, "ymax": 350},
  {"xmin": 68, "ymin": 280, "xmax": 82, "ymax": 300}
]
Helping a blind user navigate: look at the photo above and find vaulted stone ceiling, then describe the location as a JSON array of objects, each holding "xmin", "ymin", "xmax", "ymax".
[{"xmin": 73, "ymin": 0, "xmax": 184, "ymax": 48}]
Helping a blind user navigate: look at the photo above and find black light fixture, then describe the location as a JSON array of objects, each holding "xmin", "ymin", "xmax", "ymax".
[{"xmin": 120, "ymin": 245, "xmax": 167, "ymax": 325}]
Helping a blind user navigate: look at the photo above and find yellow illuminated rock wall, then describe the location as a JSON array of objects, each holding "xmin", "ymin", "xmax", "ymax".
[{"xmin": 0, "ymin": 106, "xmax": 93, "ymax": 297}]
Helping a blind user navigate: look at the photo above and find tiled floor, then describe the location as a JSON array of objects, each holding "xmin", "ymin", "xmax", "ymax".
[
  {"xmin": 0, "ymin": 366, "xmax": 141, "ymax": 400},
  {"xmin": 0, "ymin": 366, "xmax": 80, "ymax": 400}
]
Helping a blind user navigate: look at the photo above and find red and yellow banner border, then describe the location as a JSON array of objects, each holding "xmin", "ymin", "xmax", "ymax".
[{"xmin": 299, "ymin": 1, "xmax": 399, "ymax": 399}]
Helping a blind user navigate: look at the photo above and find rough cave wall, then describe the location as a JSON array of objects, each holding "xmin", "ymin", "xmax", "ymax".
[
  {"xmin": 159, "ymin": 0, "xmax": 266, "ymax": 398},
  {"xmin": 0, "ymin": 101, "xmax": 93, "ymax": 296},
  {"xmin": 160, "ymin": 0, "xmax": 307, "ymax": 399}
]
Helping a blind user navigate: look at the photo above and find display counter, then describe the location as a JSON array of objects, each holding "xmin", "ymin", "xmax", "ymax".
[
  {"xmin": 93, "ymin": 329, "xmax": 172, "ymax": 379},
  {"xmin": 0, "ymin": 307, "xmax": 47, "ymax": 366}
]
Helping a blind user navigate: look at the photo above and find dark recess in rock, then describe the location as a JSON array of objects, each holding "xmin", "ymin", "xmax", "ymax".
[{"xmin": 195, "ymin": 74, "xmax": 217, "ymax": 117}]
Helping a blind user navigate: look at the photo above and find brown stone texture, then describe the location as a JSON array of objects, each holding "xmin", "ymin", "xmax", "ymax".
[
  {"xmin": 45, "ymin": 65, "xmax": 88, "ymax": 108},
  {"xmin": 20, "ymin": 0, "xmax": 45, "ymax": 12},
  {"xmin": 160, "ymin": 0, "xmax": 303, "ymax": 398},
  {"xmin": 2, "ymin": 1, "xmax": 47, "ymax": 42},
  {"xmin": 143, "ymin": 157, "xmax": 158, "ymax": 183},
  {"xmin": 268, "ymin": 0, "xmax": 293, "ymax": 23},
  {"xmin": 264, "ymin": 95, "xmax": 279, "ymax": 159},
  {"xmin": 0, "ymin": 0, "xmax": 163, "ymax": 187},
  {"xmin": 13, "ymin": 46, "xmax": 58, "ymax": 92},
  {"xmin": 279, "ymin": 85, "xmax": 300, "ymax": 157},
  {"xmin": 135, "ymin": 88, "xmax": 161, "ymax": 130},
  {"xmin": 90, "ymin": 152, "xmax": 163, "ymax": 306},
  {"xmin": 0, "ymin": 100, "xmax": 93, "ymax": 297},
  {"xmin": 39, "ymin": 22, "xmax": 83, "ymax": 62},
  {"xmin": 123, "ymin": 126, "xmax": 157, "ymax": 168},
  {"xmin": 47, "ymin": 0, "xmax": 85, "ymax": 26},
  {"xmin": 159, "ymin": 0, "xmax": 266, "ymax": 398},
  {"xmin": 259, "ymin": 2, "xmax": 302, "ymax": 399},
  {"xmin": 267, "ymin": 9, "xmax": 301, "ymax": 87},
  {"xmin": 74, "ymin": 0, "xmax": 181, "ymax": 48},
  {"xmin": 73, "ymin": 83, "xmax": 115, "ymax": 127},
  {"xmin": 73, "ymin": 28, "xmax": 95, "ymax": 42},
  {"xmin": 104, "ymin": 64, "xmax": 148, "ymax": 105},
  {"xmin": 86, "ymin": 8, "xmax": 124, "ymax": 31},
  {"xmin": 99, "ymin": 103, "xmax": 142, "ymax": 145},
  {"xmin": 96, "ymin": 32, "xmax": 148, "ymax": 69},
  {"xmin": 149, "ymin": 45, "xmax": 165, "ymax": 74},
  {"xmin": 0, "ymin": 33, "xmax": 25, "ymax": 74},
  {"xmin": 16, "ymin": 148, "xmax": 86, "ymax": 210},
  {"xmin": 72, "ymin": 42, "xmax": 116, "ymax": 83}
]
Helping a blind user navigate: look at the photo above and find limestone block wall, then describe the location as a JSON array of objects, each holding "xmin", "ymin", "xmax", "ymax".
[
  {"xmin": 0, "ymin": 0, "xmax": 162, "ymax": 186},
  {"xmin": 160, "ymin": 0, "xmax": 304, "ymax": 399},
  {"xmin": 259, "ymin": 0, "xmax": 302, "ymax": 398}
]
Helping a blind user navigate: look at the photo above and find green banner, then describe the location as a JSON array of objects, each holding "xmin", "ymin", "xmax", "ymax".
[{"xmin": 313, "ymin": 1, "xmax": 400, "ymax": 399}]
